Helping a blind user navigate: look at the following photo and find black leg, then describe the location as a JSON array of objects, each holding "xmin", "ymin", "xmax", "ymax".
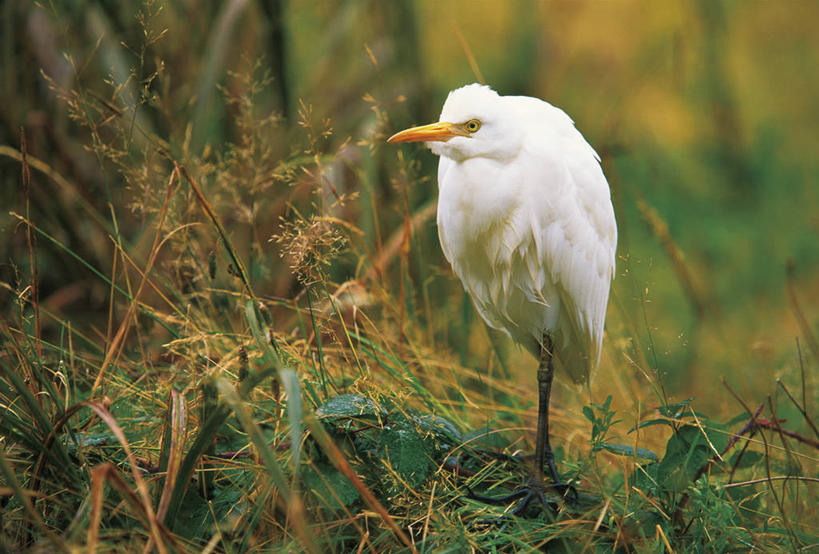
[
  {"xmin": 534, "ymin": 334, "xmax": 561, "ymax": 484},
  {"xmin": 465, "ymin": 333, "xmax": 576, "ymax": 516}
]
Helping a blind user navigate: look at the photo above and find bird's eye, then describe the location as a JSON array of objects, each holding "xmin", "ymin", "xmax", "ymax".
[{"xmin": 464, "ymin": 119, "xmax": 481, "ymax": 133}]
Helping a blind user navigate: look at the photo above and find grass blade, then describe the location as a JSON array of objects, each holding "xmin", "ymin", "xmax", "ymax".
[
  {"xmin": 83, "ymin": 402, "xmax": 172, "ymax": 553},
  {"xmin": 156, "ymin": 390, "xmax": 187, "ymax": 523},
  {"xmin": 0, "ymin": 451, "xmax": 68, "ymax": 552},
  {"xmin": 163, "ymin": 366, "xmax": 275, "ymax": 530},
  {"xmin": 215, "ymin": 376, "xmax": 315, "ymax": 553}
]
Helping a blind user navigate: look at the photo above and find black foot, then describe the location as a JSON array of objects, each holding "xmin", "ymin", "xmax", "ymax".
[
  {"xmin": 549, "ymin": 481, "xmax": 579, "ymax": 503},
  {"xmin": 466, "ymin": 477, "xmax": 577, "ymax": 518}
]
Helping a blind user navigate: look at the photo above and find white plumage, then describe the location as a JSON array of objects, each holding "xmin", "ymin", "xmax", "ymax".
[{"xmin": 390, "ymin": 84, "xmax": 616, "ymax": 384}]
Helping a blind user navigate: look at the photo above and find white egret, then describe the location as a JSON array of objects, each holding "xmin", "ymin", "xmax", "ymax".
[{"xmin": 388, "ymin": 84, "xmax": 617, "ymax": 512}]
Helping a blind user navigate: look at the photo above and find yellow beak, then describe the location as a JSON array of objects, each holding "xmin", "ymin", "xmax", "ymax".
[{"xmin": 387, "ymin": 121, "xmax": 467, "ymax": 143}]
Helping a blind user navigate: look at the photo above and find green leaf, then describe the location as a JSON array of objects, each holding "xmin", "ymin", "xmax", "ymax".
[
  {"xmin": 726, "ymin": 412, "xmax": 753, "ymax": 427},
  {"xmin": 316, "ymin": 394, "xmax": 385, "ymax": 419},
  {"xmin": 601, "ymin": 442, "xmax": 659, "ymax": 461},
  {"xmin": 630, "ymin": 461, "xmax": 661, "ymax": 493},
  {"xmin": 582, "ymin": 405, "xmax": 595, "ymax": 424},
  {"xmin": 412, "ymin": 413, "xmax": 462, "ymax": 443},
  {"xmin": 379, "ymin": 418, "xmax": 432, "ymax": 488},
  {"xmin": 629, "ymin": 418, "xmax": 675, "ymax": 432},
  {"xmin": 656, "ymin": 422, "xmax": 729, "ymax": 491},
  {"xmin": 727, "ymin": 450, "xmax": 764, "ymax": 470},
  {"xmin": 303, "ymin": 462, "xmax": 360, "ymax": 510},
  {"xmin": 658, "ymin": 397, "xmax": 696, "ymax": 418},
  {"xmin": 168, "ymin": 487, "xmax": 212, "ymax": 541}
]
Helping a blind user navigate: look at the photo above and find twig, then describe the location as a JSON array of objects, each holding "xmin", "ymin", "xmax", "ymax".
[
  {"xmin": 693, "ymin": 403, "xmax": 764, "ymax": 485},
  {"xmin": 721, "ymin": 383, "xmax": 799, "ymax": 548},
  {"xmin": 724, "ymin": 404, "xmax": 766, "ymax": 456},
  {"xmin": 722, "ymin": 476, "xmax": 819, "ymax": 489},
  {"xmin": 729, "ymin": 426, "xmax": 758, "ymax": 484},
  {"xmin": 421, "ymin": 482, "xmax": 436, "ymax": 545},
  {"xmin": 754, "ymin": 418, "xmax": 819, "ymax": 450},
  {"xmin": 656, "ymin": 523, "xmax": 675, "ymax": 554},
  {"xmin": 777, "ymin": 375, "xmax": 819, "ymax": 439}
]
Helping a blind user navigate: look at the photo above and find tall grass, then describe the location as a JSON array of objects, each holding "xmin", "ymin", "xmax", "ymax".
[{"xmin": 1, "ymin": 1, "xmax": 817, "ymax": 551}]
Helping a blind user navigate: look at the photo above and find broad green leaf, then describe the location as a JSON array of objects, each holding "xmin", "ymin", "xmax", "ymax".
[
  {"xmin": 304, "ymin": 462, "xmax": 360, "ymax": 510},
  {"xmin": 656, "ymin": 422, "xmax": 729, "ymax": 491},
  {"xmin": 413, "ymin": 413, "xmax": 462, "ymax": 443},
  {"xmin": 379, "ymin": 418, "xmax": 432, "ymax": 488},
  {"xmin": 316, "ymin": 394, "xmax": 385, "ymax": 419},
  {"xmin": 727, "ymin": 450, "xmax": 764, "ymax": 470}
]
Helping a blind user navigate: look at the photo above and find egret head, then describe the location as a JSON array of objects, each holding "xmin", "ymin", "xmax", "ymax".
[{"xmin": 387, "ymin": 84, "xmax": 523, "ymax": 162}]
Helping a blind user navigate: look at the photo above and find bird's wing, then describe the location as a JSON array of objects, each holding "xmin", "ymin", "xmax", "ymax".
[{"xmin": 523, "ymin": 113, "xmax": 617, "ymax": 382}]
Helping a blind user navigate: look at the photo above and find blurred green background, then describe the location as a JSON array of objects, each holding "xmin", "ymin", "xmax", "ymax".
[{"xmin": 2, "ymin": 0, "xmax": 818, "ymax": 409}]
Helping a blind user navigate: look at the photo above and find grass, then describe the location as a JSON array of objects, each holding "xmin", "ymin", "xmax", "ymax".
[{"xmin": 2, "ymin": 1, "xmax": 818, "ymax": 552}]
